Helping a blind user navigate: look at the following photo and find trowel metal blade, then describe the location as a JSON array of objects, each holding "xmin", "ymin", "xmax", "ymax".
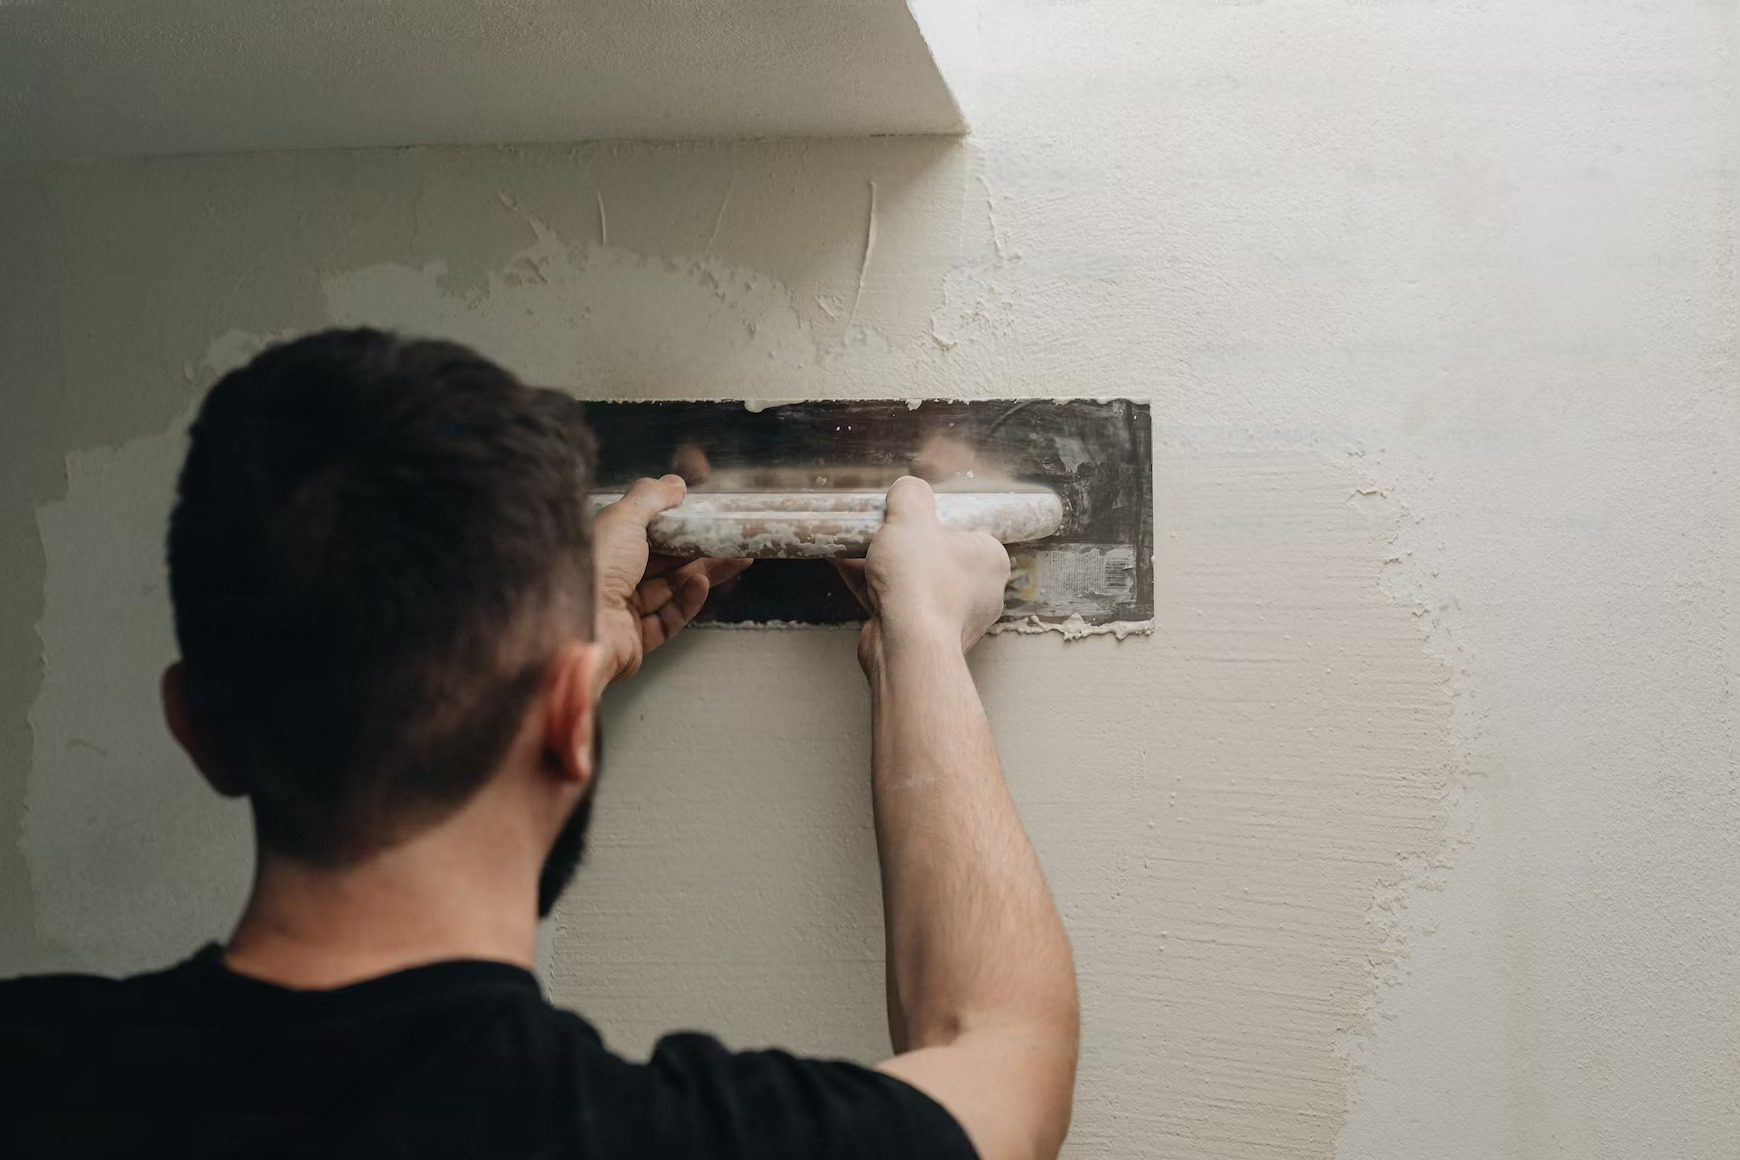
[{"xmin": 581, "ymin": 399, "xmax": 1153, "ymax": 631}]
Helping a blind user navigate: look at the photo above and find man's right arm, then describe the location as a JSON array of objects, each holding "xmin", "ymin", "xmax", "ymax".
[{"xmin": 841, "ymin": 477, "xmax": 1080, "ymax": 1160}]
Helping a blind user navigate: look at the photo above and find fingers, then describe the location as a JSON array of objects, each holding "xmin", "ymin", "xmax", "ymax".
[
  {"xmin": 883, "ymin": 476, "xmax": 937, "ymax": 524},
  {"xmin": 832, "ymin": 558, "xmax": 871, "ymax": 609},
  {"xmin": 639, "ymin": 564, "xmax": 712, "ymax": 650},
  {"xmin": 670, "ymin": 443, "xmax": 711, "ymax": 486},
  {"xmin": 642, "ymin": 554, "xmax": 687, "ymax": 578},
  {"xmin": 972, "ymin": 531, "xmax": 1013, "ymax": 581},
  {"xmin": 631, "ymin": 558, "xmax": 752, "ymax": 651},
  {"xmin": 630, "ymin": 573, "xmax": 679, "ymax": 617},
  {"xmin": 698, "ymin": 557, "xmax": 754, "ymax": 586},
  {"xmin": 644, "ymin": 554, "xmax": 752, "ymax": 580},
  {"xmin": 597, "ymin": 475, "xmax": 687, "ymax": 530}
]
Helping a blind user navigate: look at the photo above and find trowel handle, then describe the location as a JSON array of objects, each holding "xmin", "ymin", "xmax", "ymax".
[{"xmin": 586, "ymin": 490, "xmax": 1063, "ymax": 560}]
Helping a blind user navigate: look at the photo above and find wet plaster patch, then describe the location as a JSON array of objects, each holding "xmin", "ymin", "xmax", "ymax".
[{"xmin": 1052, "ymin": 446, "xmax": 1457, "ymax": 1158}]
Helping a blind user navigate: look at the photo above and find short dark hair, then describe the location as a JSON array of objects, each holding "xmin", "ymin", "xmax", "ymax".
[{"xmin": 168, "ymin": 329, "xmax": 596, "ymax": 863}]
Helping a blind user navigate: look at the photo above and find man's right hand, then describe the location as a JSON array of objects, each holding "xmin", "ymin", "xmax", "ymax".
[
  {"xmin": 834, "ymin": 477, "xmax": 1012, "ymax": 670},
  {"xmin": 841, "ymin": 475, "xmax": 1079, "ymax": 1160}
]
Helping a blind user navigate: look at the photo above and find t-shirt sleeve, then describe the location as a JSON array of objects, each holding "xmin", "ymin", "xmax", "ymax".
[{"xmin": 590, "ymin": 1031, "xmax": 979, "ymax": 1160}]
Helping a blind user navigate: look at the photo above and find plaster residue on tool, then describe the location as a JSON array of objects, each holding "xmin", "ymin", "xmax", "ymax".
[
  {"xmin": 586, "ymin": 487, "xmax": 1065, "ymax": 559},
  {"xmin": 582, "ymin": 400, "xmax": 1154, "ymax": 636}
]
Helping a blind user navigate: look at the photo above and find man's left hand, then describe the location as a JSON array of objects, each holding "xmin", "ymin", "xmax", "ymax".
[{"xmin": 592, "ymin": 475, "xmax": 751, "ymax": 685}]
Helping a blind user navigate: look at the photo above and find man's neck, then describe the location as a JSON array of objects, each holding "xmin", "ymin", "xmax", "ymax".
[{"xmin": 224, "ymin": 823, "xmax": 541, "ymax": 990}]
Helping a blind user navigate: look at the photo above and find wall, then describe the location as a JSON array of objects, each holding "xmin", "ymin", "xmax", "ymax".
[
  {"xmin": 0, "ymin": 0, "xmax": 965, "ymax": 159},
  {"xmin": 2, "ymin": 3, "xmax": 1735, "ymax": 1158}
]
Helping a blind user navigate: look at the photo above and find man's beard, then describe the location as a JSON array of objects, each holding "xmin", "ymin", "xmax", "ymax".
[{"xmin": 536, "ymin": 727, "xmax": 602, "ymax": 919}]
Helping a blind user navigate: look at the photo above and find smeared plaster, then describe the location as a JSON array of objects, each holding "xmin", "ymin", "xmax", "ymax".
[
  {"xmin": 704, "ymin": 173, "xmax": 736, "ymax": 257},
  {"xmin": 691, "ymin": 620, "xmax": 854, "ymax": 633},
  {"xmin": 1057, "ymin": 449, "xmax": 1455, "ymax": 1158},
  {"xmin": 586, "ymin": 488, "xmax": 1064, "ymax": 561},
  {"xmin": 988, "ymin": 614, "xmax": 1154, "ymax": 642},
  {"xmin": 848, "ymin": 179, "xmax": 879, "ymax": 330}
]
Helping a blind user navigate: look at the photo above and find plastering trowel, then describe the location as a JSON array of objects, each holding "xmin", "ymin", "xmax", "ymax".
[{"xmin": 582, "ymin": 399, "xmax": 1153, "ymax": 634}]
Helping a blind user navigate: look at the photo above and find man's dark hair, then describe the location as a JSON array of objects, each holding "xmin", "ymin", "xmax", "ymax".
[{"xmin": 168, "ymin": 329, "xmax": 596, "ymax": 864}]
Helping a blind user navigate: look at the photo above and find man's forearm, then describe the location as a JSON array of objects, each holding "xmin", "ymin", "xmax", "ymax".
[{"xmin": 869, "ymin": 633, "xmax": 1078, "ymax": 1055}]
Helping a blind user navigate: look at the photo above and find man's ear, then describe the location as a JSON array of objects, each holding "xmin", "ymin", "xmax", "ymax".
[
  {"xmin": 543, "ymin": 641, "xmax": 602, "ymax": 788},
  {"xmin": 161, "ymin": 662, "xmax": 246, "ymax": 798}
]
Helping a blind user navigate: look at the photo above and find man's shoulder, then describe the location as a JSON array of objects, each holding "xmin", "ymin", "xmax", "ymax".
[
  {"xmin": 0, "ymin": 970, "xmax": 123, "ymax": 1019},
  {"xmin": 0, "ymin": 956, "xmax": 197, "ymax": 1028},
  {"xmin": 589, "ymin": 1031, "xmax": 978, "ymax": 1159}
]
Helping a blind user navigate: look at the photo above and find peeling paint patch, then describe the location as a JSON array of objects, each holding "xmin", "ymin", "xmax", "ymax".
[{"xmin": 28, "ymin": 408, "xmax": 253, "ymax": 975}]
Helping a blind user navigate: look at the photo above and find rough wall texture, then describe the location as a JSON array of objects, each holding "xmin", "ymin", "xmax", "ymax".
[{"xmin": 2, "ymin": 4, "xmax": 1735, "ymax": 1159}]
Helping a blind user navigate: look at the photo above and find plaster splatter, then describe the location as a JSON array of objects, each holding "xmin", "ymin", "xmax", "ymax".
[
  {"xmin": 705, "ymin": 172, "xmax": 735, "ymax": 256},
  {"xmin": 847, "ymin": 179, "xmax": 879, "ymax": 331}
]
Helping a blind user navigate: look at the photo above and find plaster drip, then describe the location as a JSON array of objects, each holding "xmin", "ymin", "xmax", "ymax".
[
  {"xmin": 595, "ymin": 187, "xmax": 608, "ymax": 247},
  {"xmin": 705, "ymin": 173, "xmax": 736, "ymax": 256},
  {"xmin": 847, "ymin": 179, "xmax": 878, "ymax": 329},
  {"xmin": 979, "ymin": 174, "xmax": 1007, "ymax": 261},
  {"xmin": 988, "ymin": 613, "xmax": 1156, "ymax": 641}
]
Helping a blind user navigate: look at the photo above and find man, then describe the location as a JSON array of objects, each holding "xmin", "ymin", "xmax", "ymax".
[{"xmin": 0, "ymin": 330, "xmax": 1079, "ymax": 1159}]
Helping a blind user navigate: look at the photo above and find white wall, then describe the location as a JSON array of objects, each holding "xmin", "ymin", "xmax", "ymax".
[{"xmin": 3, "ymin": 4, "xmax": 1735, "ymax": 1158}]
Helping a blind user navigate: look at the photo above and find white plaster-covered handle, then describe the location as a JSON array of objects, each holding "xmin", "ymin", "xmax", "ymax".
[{"xmin": 588, "ymin": 489, "xmax": 1064, "ymax": 559}]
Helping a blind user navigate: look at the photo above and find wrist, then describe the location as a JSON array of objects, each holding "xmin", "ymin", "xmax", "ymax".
[
  {"xmin": 592, "ymin": 623, "xmax": 635, "ymax": 691},
  {"xmin": 592, "ymin": 647, "xmax": 620, "ymax": 693},
  {"xmin": 869, "ymin": 616, "xmax": 963, "ymax": 671}
]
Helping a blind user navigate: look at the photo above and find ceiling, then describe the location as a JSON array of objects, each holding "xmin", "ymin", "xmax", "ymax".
[{"xmin": 1, "ymin": 0, "xmax": 968, "ymax": 162}]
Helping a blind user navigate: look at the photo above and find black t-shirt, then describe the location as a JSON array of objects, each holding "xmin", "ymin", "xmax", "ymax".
[{"xmin": 0, "ymin": 945, "xmax": 976, "ymax": 1160}]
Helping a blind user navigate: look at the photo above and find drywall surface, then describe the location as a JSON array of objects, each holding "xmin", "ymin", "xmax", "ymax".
[
  {"xmin": 0, "ymin": 0, "xmax": 966, "ymax": 162},
  {"xmin": 2, "ymin": 5, "xmax": 1736, "ymax": 1160}
]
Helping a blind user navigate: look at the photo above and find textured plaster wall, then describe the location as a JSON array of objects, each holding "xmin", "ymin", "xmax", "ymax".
[{"xmin": 2, "ymin": 4, "xmax": 1736, "ymax": 1159}]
